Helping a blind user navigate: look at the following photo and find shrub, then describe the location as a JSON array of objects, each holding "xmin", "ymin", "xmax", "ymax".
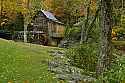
[
  {"xmin": 65, "ymin": 43, "xmax": 99, "ymax": 75},
  {"xmin": 112, "ymin": 26, "xmax": 125, "ymax": 40},
  {"xmin": 96, "ymin": 54, "xmax": 125, "ymax": 83}
]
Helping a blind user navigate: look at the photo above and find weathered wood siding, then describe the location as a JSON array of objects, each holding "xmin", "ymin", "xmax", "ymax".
[
  {"xmin": 32, "ymin": 11, "xmax": 48, "ymax": 32},
  {"xmin": 32, "ymin": 11, "xmax": 64, "ymax": 38},
  {"xmin": 48, "ymin": 22, "xmax": 64, "ymax": 38},
  {"xmin": 55, "ymin": 24, "xmax": 64, "ymax": 34},
  {"xmin": 31, "ymin": 11, "xmax": 65, "ymax": 46}
]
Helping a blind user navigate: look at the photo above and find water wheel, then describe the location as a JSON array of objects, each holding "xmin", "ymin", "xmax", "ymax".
[{"xmin": 33, "ymin": 33, "xmax": 48, "ymax": 45}]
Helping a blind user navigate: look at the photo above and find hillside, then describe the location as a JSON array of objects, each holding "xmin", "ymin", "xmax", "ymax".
[{"xmin": 0, "ymin": 38, "xmax": 59, "ymax": 82}]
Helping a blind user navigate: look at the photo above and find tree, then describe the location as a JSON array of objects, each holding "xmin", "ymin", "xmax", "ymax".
[
  {"xmin": 43, "ymin": 0, "xmax": 85, "ymax": 25},
  {"xmin": 15, "ymin": 0, "xmax": 43, "ymax": 42},
  {"xmin": 76, "ymin": 0, "xmax": 99, "ymax": 44},
  {"xmin": 43, "ymin": 0, "xmax": 96, "ymax": 41},
  {"xmin": 0, "ymin": 0, "xmax": 17, "ymax": 28},
  {"xmin": 0, "ymin": 0, "xmax": 43, "ymax": 41},
  {"xmin": 23, "ymin": 0, "xmax": 30, "ymax": 42},
  {"xmin": 96, "ymin": 0, "xmax": 112, "ymax": 76},
  {"xmin": 15, "ymin": 12, "xmax": 24, "ymax": 31}
]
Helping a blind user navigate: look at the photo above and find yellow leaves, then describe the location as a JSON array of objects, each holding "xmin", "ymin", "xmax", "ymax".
[
  {"xmin": 0, "ymin": 18, "xmax": 9, "ymax": 27},
  {"xmin": 112, "ymin": 26, "xmax": 125, "ymax": 40},
  {"xmin": 90, "ymin": 0, "xmax": 96, "ymax": 14},
  {"xmin": 112, "ymin": 30, "xmax": 116, "ymax": 36},
  {"xmin": 112, "ymin": 30, "xmax": 117, "ymax": 40},
  {"xmin": 8, "ymin": 80, "xmax": 12, "ymax": 83},
  {"xmin": 1, "ymin": 22, "xmax": 6, "ymax": 26},
  {"xmin": 43, "ymin": 0, "xmax": 52, "ymax": 9},
  {"xmin": 112, "ymin": 26, "xmax": 119, "ymax": 40}
]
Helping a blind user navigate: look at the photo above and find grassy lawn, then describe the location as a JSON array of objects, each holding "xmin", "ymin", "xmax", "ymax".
[{"xmin": 0, "ymin": 38, "xmax": 61, "ymax": 83}]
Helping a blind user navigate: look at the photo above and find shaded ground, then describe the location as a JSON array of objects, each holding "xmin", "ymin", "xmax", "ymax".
[{"xmin": 0, "ymin": 31, "xmax": 12, "ymax": 40}]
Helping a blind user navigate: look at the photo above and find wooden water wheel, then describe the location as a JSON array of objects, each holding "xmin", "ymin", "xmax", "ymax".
[{"xmin": 33, "ymin": 33, "xmax": 48, "ymax": 45}]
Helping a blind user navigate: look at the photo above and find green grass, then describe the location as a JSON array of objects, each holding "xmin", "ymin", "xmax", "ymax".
[{"xmin": 0, "ymin": 38, "xmax": 61, "ymax": 83}]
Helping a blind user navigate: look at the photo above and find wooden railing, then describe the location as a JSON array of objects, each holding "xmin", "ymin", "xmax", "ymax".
[
  {"xmin": 50, "ymin": 32, "xmax": 64, "ymax": 38},
  {"xmin": 14, "ymin": 31, "xmax": 45, "ymax": 34}
]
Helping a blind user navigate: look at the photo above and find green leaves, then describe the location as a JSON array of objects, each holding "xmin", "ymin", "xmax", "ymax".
[
  {"xmin": 65, "ymin": 43, "xmax": 99, "ymax": 76},
  {"xmin": 96, "ymin": 55, "xmax": 125, "ymax": 83}
]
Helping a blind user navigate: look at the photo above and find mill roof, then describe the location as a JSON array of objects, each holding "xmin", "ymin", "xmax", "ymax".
[
  {"xmin": 41, "ymin": 9, "xmax": 63, "ymax": 24},
  {"xmin": 41, "ymin": 10, "xmax": 58, "ymax": 21}
]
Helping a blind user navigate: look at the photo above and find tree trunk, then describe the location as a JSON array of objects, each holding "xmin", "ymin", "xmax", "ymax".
[
  {"xmin": 96, "ymin": 0, "xmax": 112, "ymax": 76},
  {"xmin": 80, "ymin": 4, "xmax": 90, "ymax": 44},
  {"xmin": 24, "ymin": 0, "xmax": 30, "ymax": 43},
  {"xmin": 80, "ymin": 25, "xmax": 84, "ymax": 44},
  {"xmin": 24, "ymin": 23, "xmax": 27, "ymax": 42},
  {"xmin": 0, "ymin": 0, "xmax": 3, "ymax": 20}
]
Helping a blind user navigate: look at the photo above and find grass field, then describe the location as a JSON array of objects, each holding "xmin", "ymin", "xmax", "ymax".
[{"xmin": 0, "ymin": 38, "xmax": 61, "ymax": 83}]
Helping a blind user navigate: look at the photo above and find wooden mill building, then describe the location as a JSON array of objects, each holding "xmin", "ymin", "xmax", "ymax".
[{"xmin": 29, "ymin": 9, "xmax": 65, "ymax": 46}]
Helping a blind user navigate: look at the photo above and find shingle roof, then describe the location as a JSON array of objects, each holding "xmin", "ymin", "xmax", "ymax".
[
  {"xmin": 41, "ymin": 9, "xmax": 64, "ymax": 25},
  {"xmin": 41, "ymin": 10, "xmax": 58, "ymax": 21}
]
